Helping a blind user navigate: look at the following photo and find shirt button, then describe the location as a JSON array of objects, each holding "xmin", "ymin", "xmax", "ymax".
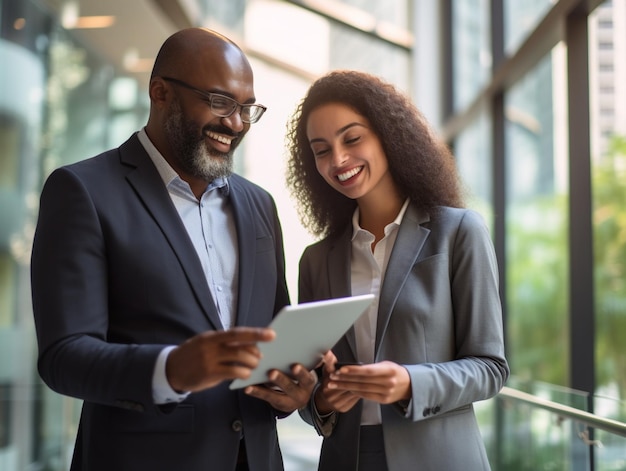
[{"xmin": 231, "ymin": 420, "xmax": 243, "ymax": 432}]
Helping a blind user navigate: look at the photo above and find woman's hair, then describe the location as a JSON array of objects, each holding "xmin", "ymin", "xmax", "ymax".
[{"xmin": 286, "ymin": 70, "xmax": 465, "ymax": 238}]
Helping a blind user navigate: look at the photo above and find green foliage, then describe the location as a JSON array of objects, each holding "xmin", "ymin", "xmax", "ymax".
[
  {"xmin": 506, "ymin": 194, "xmax": 569, "ymax": 386},
  {"xmin": 592, "ymin": 135, "xmax": 626, "ymax": 401},
  {"xmin": 506, "ymin": 134, "xmax": 626, "ymax": 403}
]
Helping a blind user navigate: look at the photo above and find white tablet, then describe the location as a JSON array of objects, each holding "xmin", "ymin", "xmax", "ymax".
[{"xmin": 229, "ymin": 294, "xmax": 375, "ymax": 389}]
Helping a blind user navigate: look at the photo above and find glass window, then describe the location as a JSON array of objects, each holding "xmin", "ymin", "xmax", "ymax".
[
  {"xmin": 451, "ymin": 0, "xmax": 491, "ymax": 110},
  {"xmin": 503, "ymin": 0, "xmax": 553, "ymax": 54},
  {"xmin": 245, "ymin": 0, "xmax": 411, "ymax": 90},
  {"xmin": 589, "ymin": 4, "xmax": 626, "ymax": 467},
  {"xmin": 454, "ymin": 107, "xmax": 494, "ymax": 228},
  {"xmin": 504, "ymin": 45, "xmax": 570, "ymax": 387}
]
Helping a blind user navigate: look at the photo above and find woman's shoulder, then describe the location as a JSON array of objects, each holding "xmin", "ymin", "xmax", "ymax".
[
  {"xmin": 429, "ymin": 206, "xmax": 488, "ymax": 227},
  {"xmin": 302, "ymin": 228, "xmax": 349, "ymax": 256}
]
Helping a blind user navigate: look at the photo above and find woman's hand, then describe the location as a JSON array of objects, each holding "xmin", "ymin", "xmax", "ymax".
[
  {"xmin": 314, "ymin": 352, "xmax": 361, "ymax": 413},
  {"xmin": 327, "ymin": 361, "xmax": 412, "ymax": 405}
]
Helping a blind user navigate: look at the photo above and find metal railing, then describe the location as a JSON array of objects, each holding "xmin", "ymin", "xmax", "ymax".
[{"xmin": 499, "ymin": 386, "xmax": 626, "ymax": 438}]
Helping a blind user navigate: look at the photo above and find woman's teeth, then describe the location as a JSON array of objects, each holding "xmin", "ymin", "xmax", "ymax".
[{"xmin": 337, "ymin": 166, "xmax": 363, "ymax": 182}]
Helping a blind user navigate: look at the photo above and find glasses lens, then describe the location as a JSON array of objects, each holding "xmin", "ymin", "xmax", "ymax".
[
  {"xmin": 210, "ymin": 95, "xmax": 237, "ymax": 117},
  {"xmin": 207, "ymin": 91, "xmax": 265, "ymax": 123},
  {"xmin": 243, "ymin": 105, "xmax": 265, "ymax": 123}
]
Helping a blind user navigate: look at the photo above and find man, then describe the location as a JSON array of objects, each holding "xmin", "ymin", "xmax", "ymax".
[{"xmin": 31, "ymin": 28, "xmax": 315, "ymax": 471}]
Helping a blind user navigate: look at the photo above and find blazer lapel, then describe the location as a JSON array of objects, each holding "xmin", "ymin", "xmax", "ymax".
[
  {"xmin": 227, "ymin": 178, "xmax": 255, "ymax": 327},
  {"xmin": 120, "ymin": 134, "xmax": 223, "ymax": 330},
  {"xmin": 375, "ymin": 204, "xmax": 430, "ymax": 355}
]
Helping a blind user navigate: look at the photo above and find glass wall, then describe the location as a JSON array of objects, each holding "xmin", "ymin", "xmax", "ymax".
[
  {"xmin": 454, "ymin": 108, "xmax": 493, "ymax": 227},
  {"xmin": 447, "ymin": 0, "xmax": 626, "ymax": 469},
  {"xmin": 505, "ymin": 47, "xmax": 570, "ymax": 387},
  {"xmin": 452, "ymin": 0, "xmax": 491, "ymax": 111},
  {"xmin": 589, "ymin": 3, "xmax": 626, "ymax": 467},
  {"xmin": 0, "ymin": 0, "xmax": 148, "ymax": 468},
  {"xmin": 503, "ymin": 0, "xmax": 554, "ymax": 54}
]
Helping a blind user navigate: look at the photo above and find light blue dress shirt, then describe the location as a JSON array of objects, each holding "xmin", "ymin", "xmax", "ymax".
[{"xmin": 137, "ymin": 128, "xmax": 238, "ymax": 403}]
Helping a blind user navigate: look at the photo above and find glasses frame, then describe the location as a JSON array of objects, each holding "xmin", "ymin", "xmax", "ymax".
[{"xmin": 161, "ymin": 76, "xmax": 267, "ymax": 124}]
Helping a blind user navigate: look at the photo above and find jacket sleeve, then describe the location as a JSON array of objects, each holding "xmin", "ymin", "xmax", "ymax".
[
  {"xmin": 401, "ymin": 209, "xmax": 509, "ymax": 422},
  {"xmin": 31, "ymin": 167, "xmax": 164, "ymax": 413}
]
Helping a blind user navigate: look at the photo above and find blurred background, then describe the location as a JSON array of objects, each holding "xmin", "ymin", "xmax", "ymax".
[{"xmin": 1, "ymin": 0, "xmax": 625, "ymax": 469}]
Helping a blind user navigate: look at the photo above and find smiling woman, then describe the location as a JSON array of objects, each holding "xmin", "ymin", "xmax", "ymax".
[
  {"xmin": 284, "ymin": 69, "xmax": 509, "ymax": 471},
  {"xmin": 306, "ymin": 102, "xmax": 397, "ymax": 209}
]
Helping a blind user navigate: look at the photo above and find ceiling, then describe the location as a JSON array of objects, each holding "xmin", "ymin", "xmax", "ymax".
[
  {"xmin": 40, "ymin": 0, "xmax": 187, "ymax": 88},
  {"xmin": 35, "ymin": 0, "xmax": 412, "ymax": 89}
]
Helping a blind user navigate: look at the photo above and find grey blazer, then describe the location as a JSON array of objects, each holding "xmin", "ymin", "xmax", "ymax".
[
  {"xmin": 299, "ymin": 204, "xmax": 509, "ymax": 471},
  {"xmin": 31, "ymin": 134, "xmax": 290, "ymax": 471}
]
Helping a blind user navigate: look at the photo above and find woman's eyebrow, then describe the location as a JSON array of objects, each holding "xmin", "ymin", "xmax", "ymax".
[{"xmin": 309, "ymin": 122, "xmax": 367, "ymax": 144}]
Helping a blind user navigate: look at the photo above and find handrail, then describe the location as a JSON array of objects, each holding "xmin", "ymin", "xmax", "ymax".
[{"xmin": 498, "ymin": 386, "xmax": 626, "ymax": 437}]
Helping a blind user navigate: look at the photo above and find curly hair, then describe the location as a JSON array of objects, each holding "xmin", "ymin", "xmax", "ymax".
[{"xmin": 285, "ymin": 70, "xmax": 465, "ymax": 238}]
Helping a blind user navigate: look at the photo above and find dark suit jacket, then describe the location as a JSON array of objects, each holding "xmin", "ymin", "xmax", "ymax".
[
  {"xmin": 299, "ymin": 204, "xmax": 509, "ymax": 471},
  {"xmin": 31, "ymin": 133, "xmax": 290, "ymax": 471}
]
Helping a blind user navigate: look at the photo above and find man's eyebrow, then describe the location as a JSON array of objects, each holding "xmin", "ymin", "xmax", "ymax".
[
  {"xmin": 203, "ymin": 88, "xmax": 257, "ymax": 105},
  {"xmin": 309, "ymin": 122, "xmax": 367, "ymax": 144}
]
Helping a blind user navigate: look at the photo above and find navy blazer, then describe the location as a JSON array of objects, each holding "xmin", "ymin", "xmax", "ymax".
[
  {"xmin": 299, "ymin": 204, "xmax": 509, "ymax": 471},
  {"xmin": 31, "ymin": 133, "xmax": 290, "ymax": 471}
]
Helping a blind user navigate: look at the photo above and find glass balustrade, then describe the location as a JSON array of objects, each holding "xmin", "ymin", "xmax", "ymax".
[{"xmin": 2, "ymin": 380, "xmax": 625, "ymax": 470}]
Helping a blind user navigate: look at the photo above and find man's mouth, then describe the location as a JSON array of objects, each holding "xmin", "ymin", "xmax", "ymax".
[
  {"xmin": 206, "ymin": 130, "xmax": 234, "ymax": 146},
  {"xmin": 337, "ymin": 166, "xmax": 363, "ymax": 182}
]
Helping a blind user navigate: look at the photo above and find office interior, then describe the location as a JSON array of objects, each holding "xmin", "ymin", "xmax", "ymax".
[{"xmin": 0, "ymin": 0, "xmax": 625, "ymax": 469}]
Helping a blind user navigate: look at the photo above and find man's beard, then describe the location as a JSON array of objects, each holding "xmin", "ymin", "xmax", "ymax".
[{"xmin": 164, "ymin": 100, "xmax": 235, "ymax": 181}]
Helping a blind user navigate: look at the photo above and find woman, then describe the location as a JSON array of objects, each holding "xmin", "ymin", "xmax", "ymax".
[{"xmin": 285, "ymin": 70, "xmax": 509, "ymax": 471}]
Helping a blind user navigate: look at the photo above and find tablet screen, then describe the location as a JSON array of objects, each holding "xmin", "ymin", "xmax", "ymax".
[{"xmin": 229, "ymin": 294, "xmax": 375, "ymax": 389}]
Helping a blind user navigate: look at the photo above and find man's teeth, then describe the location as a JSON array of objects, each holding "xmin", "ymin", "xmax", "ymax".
[
  {"xmin": 207, "ymin": 132, "xmax": 233, "ymax": 145},
  {"xmin": 337, "ymin": 167, "xmax": 362, "ymax": 182}
]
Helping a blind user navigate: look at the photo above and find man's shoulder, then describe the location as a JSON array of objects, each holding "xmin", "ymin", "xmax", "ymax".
[
  {"xmin": 55, "ymin": 134, "xmax": 141, "ymax": 175},
  {"xmin": 42, "ymin": 135, "xmax": 145, "ymax": 195}
]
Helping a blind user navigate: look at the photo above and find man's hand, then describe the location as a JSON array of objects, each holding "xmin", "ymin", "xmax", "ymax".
[
  {"xmin": 244, "ymin": 364, "xmax": 318, "ymax": 413},
  {"xmin": 166, "ymin": 327, "xmax": 275, "ymax": 393}
]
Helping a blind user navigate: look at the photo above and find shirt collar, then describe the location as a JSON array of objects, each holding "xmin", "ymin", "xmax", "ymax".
[
  {"xmin": 351, "ymin": 198, "xmax": 410, "ymax": 240},
  {"xmin": 137, "ymin": 127, "xmax": 230, "ymax": 196}
]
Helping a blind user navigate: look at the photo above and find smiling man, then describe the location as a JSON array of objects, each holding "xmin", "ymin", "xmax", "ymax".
[{"xmin": 30, "ymin": 28, "xmax": 316, "ymax": 471}]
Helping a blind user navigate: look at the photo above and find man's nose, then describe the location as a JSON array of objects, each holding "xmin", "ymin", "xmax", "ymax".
[{"xmin": 221, "ymin": 108, "xmax": 245, "ymax": 132}]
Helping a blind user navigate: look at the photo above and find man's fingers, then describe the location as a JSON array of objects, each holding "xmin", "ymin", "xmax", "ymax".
[
  {"xmin": 290, "ymin": 364, "xmax": 318, "ymax": 387},
  {"xmin": 217, "ymin": 327, "xmax": 276, "ymax": 345}
]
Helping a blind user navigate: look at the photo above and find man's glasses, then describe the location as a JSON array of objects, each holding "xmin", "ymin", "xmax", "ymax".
[{"xmin": 161, "ymin": 77, "xmax": 267, "ymax": 124}]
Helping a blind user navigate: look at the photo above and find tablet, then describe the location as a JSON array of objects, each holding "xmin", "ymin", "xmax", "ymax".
[{"xmin": 229, "ymin": 294, "xmax": 375, "ymax": 389}]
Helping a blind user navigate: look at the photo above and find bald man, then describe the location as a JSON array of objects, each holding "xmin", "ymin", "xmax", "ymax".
[{"xmin": 31, "ymin": 28, "xmax": 316, "ymax": 471}]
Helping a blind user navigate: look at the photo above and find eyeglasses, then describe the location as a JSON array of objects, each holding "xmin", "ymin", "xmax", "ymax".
[{"xmin": 161, "ymin": 77, "xmax": 267, "ymax": 124}]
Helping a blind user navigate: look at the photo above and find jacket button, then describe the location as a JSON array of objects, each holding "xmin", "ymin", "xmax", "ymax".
[
  {"xmin": 433, "ymin": 405, "xmax": 441, "ymax": 414},
  {"xmin": 231, "ymin": 420, "xmax": 243, "ymax": 432},
  {"xmin": 422, "ymin": 407, "xmax": 431, "ymax": 417}
]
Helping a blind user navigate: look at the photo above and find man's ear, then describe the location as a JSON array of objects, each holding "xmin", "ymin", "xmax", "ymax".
[{"xmin": 149, "ymin": 77, "xmax": 169, "ymax": 106}]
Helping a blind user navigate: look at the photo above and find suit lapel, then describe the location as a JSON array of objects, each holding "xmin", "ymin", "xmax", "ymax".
[
  {"xmin": 375, "ymin": 204, "xmax": 430, "ymax": 355},
  {"xmin": 227, "ymin": 177, "xmax": 255, "ymax": 326},
  {"xmin": 120, "ymin": 135, "xmax": 223, "ymax": 330}
]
